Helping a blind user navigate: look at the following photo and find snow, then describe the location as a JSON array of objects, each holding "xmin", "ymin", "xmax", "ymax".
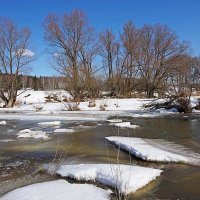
[
  {"xmin": 114, "ymin": 122, "xmax": 140, "ymax": 129},
  {"xmin": 17, "ymin": 129, "xmax": 49, "ymax": 140},
  {"xmin": 0, "ymin": 90, "xmax": 199, "ymax": 121},
  {"xmin": 44, "ymin": 164, "xmax": 162, "ymax": 194},
  {"xmin": 106, "ymin": 119, "xmax": 123, "ymax": 123},
  {"xmin": 38, "ymin": 121, "xmax": 61, "ymax": 126},
  {"xmin": 0, "ymin": 139, "xmax": 14, "ymax": 142},
  {"xmin": 54, "ymin": 128, "xmax": 77, "ymax": 133},
  {"xmin": 106, "ymin": 137, "xmax": 200, "ymax": 166},
  {"xmin": 17, "ymin": 90, "xmax": 71, "ymax": 104},
  {"xmin": 0, "ymin": 179, "xmax": 111, "ymax": 200},
  {"xmin": 0, "ymin": 121, "xmax": 6, "ymax": 125}
]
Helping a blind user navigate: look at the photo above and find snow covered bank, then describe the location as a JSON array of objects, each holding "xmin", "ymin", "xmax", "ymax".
[
  {"xmin": 106, "ymin": 137, "xmax": 200, "ymax": 166},
  {"xmin": 44, "ymin": 164, "xmax": 162, "ymax": 194},
  {"xmin": 0, "ymin": 180, "xmax": 111, "ymax": 200},
  {"xmin": 17, "ymin": 129, "xmax": 49, "ymax": 140},
  {"xmin": 114, "ymin": 122, "xmax": 140, "ymax": 129},
  {"xmin": 17, "ymin": 90, "xmax": 71, "ymax": 104}
]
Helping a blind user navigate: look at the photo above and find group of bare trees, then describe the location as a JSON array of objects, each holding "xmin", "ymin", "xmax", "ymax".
[
  {"xmin": 0, "ymin": 10, "xmax": 200, "ymax": 107},
  {"xmin": 44, "ymin": 10, "xmax": 200, "ymax": 99}
]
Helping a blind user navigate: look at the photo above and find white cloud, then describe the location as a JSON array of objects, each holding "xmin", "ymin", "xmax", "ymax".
[
  {"xmin": 22, "ymin": 49, "xmax": 35, "ymax": 57},
  {"xmin": 16, "ymin": 49, "xmax": 35, "ymax": 57}
]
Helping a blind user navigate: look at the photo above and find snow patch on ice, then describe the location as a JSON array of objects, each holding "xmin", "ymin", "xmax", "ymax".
[
  {"xmin": 106, "ymin": 136, "xmax": 200, "ymax": 166},
  {"xmin": 0, "ymin": 179, "xmax": 111, "ymax": 200},
  {"xmin": 17, "ymin": 129, "xmax": 50, "ymax": 140},
  {"xmin": 44, "ymin": 164, "xmax": 162, "ymax": 194}
]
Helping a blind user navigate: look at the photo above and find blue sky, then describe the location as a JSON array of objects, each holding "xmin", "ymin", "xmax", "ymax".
[{"xmin": 0, "ymin": 0, "xmax": 200, "ymax": 76}]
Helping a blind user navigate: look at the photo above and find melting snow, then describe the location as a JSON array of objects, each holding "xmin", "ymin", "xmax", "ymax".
[
  {"xmin": 17, "ymin": 129, "xmax": 49, "ymax": 140},
  {"xmin": 0, "ymin": 179, "xmax": 111, "ymax": 200},
  {"xmin": 0, "ymin": 121, "xmax": 6, "ymax": 125},
  {"xmin": 106, "ymin": 119, "xmax": 123, "ymax": 123},
  {"xmin": 0, "ymin": 139, "xmax": 14, "ymax": 142},
  {"xmin": 44, "ymin": 164, "xmax": 162, "ymax": 194},
  {"xmin": 114, "ymin": 122, "xmax": 140, "ymax": 129},
  {"xmin": 54, "ymin": 128, "xmax": 77, "ymax": 133},
  {"xmin": 38, "ymin": 121, "xmax": 61, "ymax": 126},
  {"xmin": 106, "ymin": 136, "xmax": 200, "ymax": 166}
]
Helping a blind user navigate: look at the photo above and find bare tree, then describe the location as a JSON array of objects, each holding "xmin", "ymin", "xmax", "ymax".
[
  {"xmin": 99, "ymin": 29, "xmax": 119, "ymax": 94},
  {"xmin": 119, "ymin": 21, "xmax": 139, "ymax": 96},
  {"xmin": 136, "ymin": 24, "xmax": 189, "ymax": 98},
  {"xmin": 44, "ymin": 10, "xmax": 97, "ymax": 100},
  {"xmin": 0, "ymin": 18, "xmax": 34, "ymax": 107}
]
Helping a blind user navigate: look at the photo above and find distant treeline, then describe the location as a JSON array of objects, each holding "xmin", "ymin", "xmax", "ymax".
[{"xmin": 0, "ymin": 74, "xmax": 67, "ymax": 91}]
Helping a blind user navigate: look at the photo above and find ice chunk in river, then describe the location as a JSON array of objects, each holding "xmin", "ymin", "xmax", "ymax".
[
  {"xmin": 106, "ymin": 119, "xmax": 123, "ymax": 123},
  {"xmin": 106, "ymin": 136, "xmax": 200, "ymax": 166},
  {"xmin": 54, "ymin": 128, "xmax": 77, "ymax": 133},
  {"xmin": 17, "ymin": 129, "xmax": 49, "ymax": 140},
  {"xmin": 38, "ymin": 121, "xmax": 61, "ymax": 126},
  {"xmin": 0, "ymin": 121, "xmax": 6, "ymax": 125},
  {"xmin": 114, "ymin": 122, "xmax": 140, "ymax": 129},
  {"xmin": 44, "ymin": 163, "xmax": 162, "ymax": 194},
  {"xmin": 0, "ymin": 179, "xmax": 111, "ymax": 200}
]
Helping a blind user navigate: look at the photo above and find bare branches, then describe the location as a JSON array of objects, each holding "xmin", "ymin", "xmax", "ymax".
[
  {"xmin": 0, "ymin": 18, "xmax": 34, "ymax": 107},
  {"xmin": 44, "ymin": 10, "xmax": 99, "ymax": 99}
]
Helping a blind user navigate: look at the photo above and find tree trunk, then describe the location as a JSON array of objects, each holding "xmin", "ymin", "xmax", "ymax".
[{"xmin": 7, "ymin": 98, "xmax": 16, "ymax": 108}]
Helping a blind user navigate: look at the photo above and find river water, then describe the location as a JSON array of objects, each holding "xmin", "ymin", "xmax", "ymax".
[{"xmin": 0, "ymin": 114, "xmax": 200, "ymax": 199}]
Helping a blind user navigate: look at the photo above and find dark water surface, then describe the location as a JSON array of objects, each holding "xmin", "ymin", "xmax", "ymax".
[{"xmin": 0, "ymin": 115, "xmax": 200, "ymax": 199}]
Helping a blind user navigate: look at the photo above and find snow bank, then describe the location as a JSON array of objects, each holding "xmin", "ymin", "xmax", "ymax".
[
  {"xmin": 17, "ymin": 129, "xmax": 49, "ymax": 140},
  {"xmin": 44, "ymin": 164, "xmax": 162, "ymax": 194},
  {"xmin": 0, "ymin": 121, "xmax": 6, "ymax": 125},
  {"xmin": 38, "ymin": 121, "xmax": 61, "ymax": 126},
  {"xmin": 114, "ymin": 122, "xmax": 140, "ymax": 129},
  {"xmin": 0, "ymin": 179, "xmax": 111, "ymax": 200},
  {"xmin": 106, "ymin": 137, "xmax": 200, "ymax": 166},
  {"xmin": 42, "ymin": 103, "xmax": 65, "ymax": 112},
  {"xmin": 17, "ymin": 90, "xmax": 71, "ymax": 104}
]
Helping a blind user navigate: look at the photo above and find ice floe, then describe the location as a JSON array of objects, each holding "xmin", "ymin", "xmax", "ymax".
[
  {"xmin": 106, "ymin": 136, "xmax": 200, "ymax": 166},
  {"xmin": 114, "ymin": 122, "xmax": 140, "ymax": 129},
  {"xmin": 0, "ymin": 121, "xmax": 6, "ymax": 125},
  {"xmin": 0, "ymin": 139, "xmax": 14, "ymax": 142},
  {"xmin": 44, "ymin": 163, "xmax": 162, "ymax": 194},
  {"xmin": 54, "ymin": 128, "xmax": 77, "ymax": 133},
  {"xmin": 0, "ymin": 179, "xmax": 111, "ymax": 200},
  {"xmin": 17, "ymin": 129, "xmax": 49, "ymax": 140},
  {"xmin": 38, "ymin": 121, "xmax": 61, "ymax": 126},
  {"xmin": 106, "ymin": 119, "xmax": 123, "ymax": 123}
]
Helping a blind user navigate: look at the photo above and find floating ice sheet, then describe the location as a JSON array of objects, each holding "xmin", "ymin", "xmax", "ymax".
[
  {"xmin": 0, "ymin": 179, "xmax": 111, "ymax": 200},
  {"xmin": 106, "ymin": 136, "xmax": 200, "ymax": 166},
  {"xmin": 44, "ymin": 163, "xmax": 162, "ymax": 194}
]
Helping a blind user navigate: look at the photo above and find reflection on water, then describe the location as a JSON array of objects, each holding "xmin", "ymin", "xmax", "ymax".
[{"xmin": 0, "ymin": 116, "xmax": 200, "ymax": 199}]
